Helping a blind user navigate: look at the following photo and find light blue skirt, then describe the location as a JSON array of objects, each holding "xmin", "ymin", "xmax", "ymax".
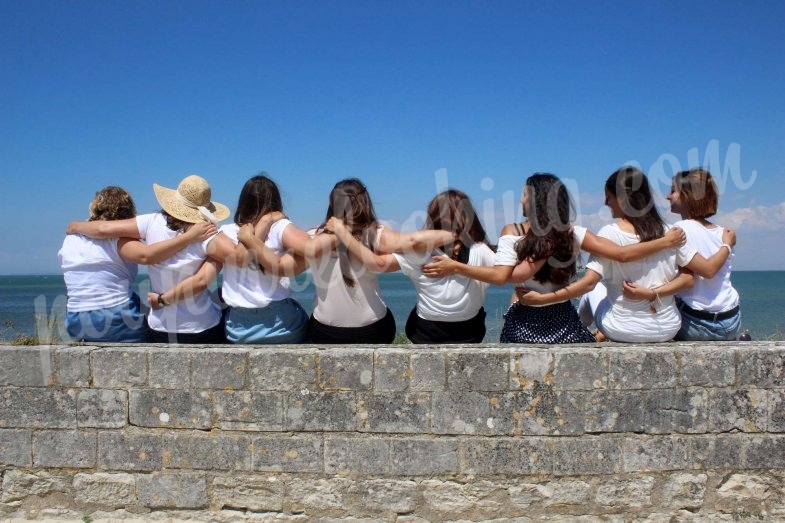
[
  {"xmin": 225, "ymin": 298, "xmax": 309, "ymax": 344},
  {"xmin": 66, "ymin": 293, "xmax": 150, "ymax": 343}
]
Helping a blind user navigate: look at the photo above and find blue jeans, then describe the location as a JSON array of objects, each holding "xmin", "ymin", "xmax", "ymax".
[
  {"xmin": 675, "ymin": 305, "xmax": 741, "ymax": 341},
  {"xmin": 225, "ymin": 298, "xmax": 309, "ymax": 344},
  {"xmin": 66, "ymin": 293, "xmax": 150, "ymax": 343}
]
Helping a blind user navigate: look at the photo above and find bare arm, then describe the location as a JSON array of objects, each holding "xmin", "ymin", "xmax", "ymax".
[
  {"xmin": 237, "ymin": 223, "xmax": 308, "ymax": 276},
  {"xmin": 581, "ymin": 227, "xmax": 685, "ymax": 262},
  {"xmin": 516, "ymin": 269, "xmax": 602, "ymax": 306},
  {"xmin": 67, "ymin": 218, "xmax": 141, "ymax": 239},
  {"xmin": 117, "ymin": 222, "xmax": 217, "ymax": 265},
  {"xmin": 326, "ymin": 217, "xmax": 400, "ymax": 273},
  {"xmin": 622, "ymin": 271, "xmax": 695, "ymax": 304},
  {"xmin": 147, "ymin": 258, "xmax": 222, "ymax": 309},
  {"xmin": 377, "ymin": 227, "xmax": 455, "ymax": 254},
  {"xmin": 682, "ymin": 228, "xmax": 736, "ymax": 279}
]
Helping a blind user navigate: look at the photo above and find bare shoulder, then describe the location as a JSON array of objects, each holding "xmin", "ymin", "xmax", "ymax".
[{"xmin": 500, "ymin": 223, "xmax": 521, "ymax": 236}]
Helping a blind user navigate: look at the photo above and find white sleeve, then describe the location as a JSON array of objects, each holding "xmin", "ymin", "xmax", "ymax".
[
  {"xmin": 494, "ymin": 235, "xmax": 520, "ymax": 266},
  {"xmin": 572, "ymin": 225, "xmax": 588, "ymax": 247},
  {"xmin": 135, "ymin": 213, "xmax": 155, "ymax": 241}
]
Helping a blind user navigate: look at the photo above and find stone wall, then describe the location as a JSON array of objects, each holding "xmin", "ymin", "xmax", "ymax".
[{"xmin": 1, "ymin": 342, "xmax": 784, "ymax": 521}]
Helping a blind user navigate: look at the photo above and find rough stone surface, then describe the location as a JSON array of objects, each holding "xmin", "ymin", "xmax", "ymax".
[
  {"xmin": 136, "ymin": 473, "xmax": 208, "ymax": 509},
  {"xmin": 249, "ymin": 349, "xmax": 318, "ymax": 391},
  {"xmin": 595, "ymin": 476, "xmax": 655, "ymax": 507},
  {"xmin": 662, "ymin": 473, "xmax": 707, "ymax": 510},
  {"xmin": 391, "ymin": 438, "xmax": 459, "ymax": 475},
  {"xmin": 129, "ymin": 389, "xmax": 212, "ymax": 429},
  {"xmin": 214, "ymin": 391, "xmax": 283, "ymax": 431},
  {"xmin": 318, "ymin": 348, "xmax": 374, "ymax": 390},
  {"xmin": 56, "ymin": 346, "xmax": 90, "ymax": 387},
  {"xmin": 608, "ymin": 349, "xmax": 677, "ymax": 390},
  {"xmin": 0, "ymin": 429, "xmax": 31, "ymax": 466},
  {"xmin": 163, "ymin": 431, "xmax": 251, "ymax": 470},
  {"xmin": 358, "ymin": 479, "xmax": 418, "ymax": 513},
  {"xmin": 676, "ymin": 347, "xmax": 735, "ymax": 387},
  {"xmin": 211, "ymin": 475, "xmax": 283, "ymax": 512},
  {"xmin": 0, "ymin": 387, "xmax": 77, "ymax": 429},
  {"xmin": 148, "ymin": 348, "xmax": 190, "ymax": 389},
  {"xmin": 0, "ymin": 347, "xmax": 54, "ymax": 386},
  {"xmin": 33, "ymin": 430, "xmax": 96, "ymax": 468},
  {"xmin": 1, "ymin": 469, "xmax": 71, "ymax": 502},
  {"xmin": 410, "ymin": 351, "xmax": 445, "ymax": 391},
  {"xmin": 98, "ymin": 432, "xmax": 164, "ymax": 471},
  {"xmin": 191, "ymin": 348, "xmax": 247, "ymax": 390},
  {"xmin": 357, "ymin": 392, "xmax": 430, "ymax": 433},
  {"xmin": 324, "ymin": 437, "xmax": 390, "ymax": 474},
  {"xmin": 553, "ymin": 349, "xmax": 607, "ymax": 391},
  {"xmin": 622, "ymin": 436, "xmax": 689, "ymax": 472},
  {"xmin": 284, "ymin": 390, "xmax": 356, "ymax": 431},
  {"xmin": 92, "ymin": 348, "xmax": 148, "ymax": 387},
  {"xmin": 252, "ymin": 434, "xmax": 323, "ymax": 472},
  {"xmin": 373, "ymin": 349, "xmax": 410, "ymax": 392},
  {"xmin": 710, "ymin": 388, "xmax": 767, "ymax": 433},
  {"xmin": 287, "ymin": 476, "xmax": 352, "ymax": 513},
  {"xmin": 447, "ymin": 350, "xmax": 509, "ymax": 391},
  {"xmin": 73, "ymin": 472, "xmax": 136, "ymax": 507},
  {"xmin": 78, "ymin": 389, "xmax": 127, "ymax": 428}
]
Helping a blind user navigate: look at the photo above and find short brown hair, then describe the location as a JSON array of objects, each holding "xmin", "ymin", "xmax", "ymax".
[
  {"xmin": 673, "ymin": 168, "xmax": 718, "ymax": 219},
  {"xmin": 89, "ymin": 186, "xmax": 136, "ymax": 221}
]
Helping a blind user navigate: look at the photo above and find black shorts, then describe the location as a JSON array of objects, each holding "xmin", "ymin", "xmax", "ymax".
[
  {"xmin": 308, "ymin": 308, "xmax": 396, "ymax": 344},
  {"xmin": 405, "ymin": 306, "xmax": 486, "ymax": 344}
]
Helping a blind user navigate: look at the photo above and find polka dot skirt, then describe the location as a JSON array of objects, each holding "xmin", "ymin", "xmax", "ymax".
[{"xmin": 499, "ymin": 300, "xmax": 595, "ymax": 344}]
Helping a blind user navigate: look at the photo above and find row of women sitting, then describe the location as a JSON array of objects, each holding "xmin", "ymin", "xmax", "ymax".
[{"xmin": 60, "ymin": 165, "xmax": 740, "ymax": 345}]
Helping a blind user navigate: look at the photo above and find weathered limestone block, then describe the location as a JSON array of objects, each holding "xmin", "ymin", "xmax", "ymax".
[
  {"xmin": 284, "ymin": 390, "xmax": 356, "ymax": 431},
  {"xmin": 392, "ymin": 438, "xmax": 459, "ymax": 475},
  {"xmin": 249, "ymin": 348, "xmax": 318, "ymax": 391},
  {"xmin": 252, "ymin": 434, "xmax": 323, "ymax": 473},
  {"xmin": 129, "ymin": 389, "xmax": 212, "ymax": 429},
  {"xmin": 736, "ymin": 347, "xmax": 785, "ymax": 387},
  {"xmin": 553, "ymin": 437, "xmax": 621, "ymax": 475},
  {"xmin": 191, "ymin": 348, "xmax": 247, "ymax": 390},
  {"xmin": 485, "ymin": 392, "xmax": 519, "ymax": 435},
  {"xmin": 92, "ymin": 347, "xmax": 148, "ymax": 387},
  {"xmin": 676, "ymin": 347, "xmax": 735, "ymax": 387},
  {"xmin": 373, "ymin": 349, "xmax": 410, "ymax": 392},
  {"xmin": 709, "ymin": 388, "xmax": 767, "ymax": 433},
  {"xmin": 78, "ymin": 389, "xmax": 127, "ymax": 428},
  {"xmin": 136, "ymin": 472, "xmax": 208, "ymax": 509},
  {"xmin": 324, "ymin": 436, "xmax": 390, "ymax": 474},
  {"xmin": 508, "ymin": 479, "xmax": 592, "ymax": 507},
  {"xmin": 743, "ymin": 435, "xmax": 785, "ymax": 469},
  {"xmin": 585, "ymin": 391, "xmax": 645, "ymax": 433},
  {"xmin": 715, "ymin": 473, "xmax": 778, "ymax": 514},
  {"xmin": 73, "ymin": 472, "xmax": 136, "ymax": 507},
  {"xmin": 148, "ymin": 347, "xmax": 190, "ymax": 389},
  {"xmin": 688, "ymin": 434, "xmax": 746, "ymax": 470},
  {"xmin": 98, "ymin": 431, "xmax": 164, "ymax": 471},
  {"xmin": 1, "ymin": 469, "xmax": 72, "ymax": 502},
  {"xmin": 622, "ymin": 435, "xmax": 689, "ymax": 472},
  {"xmin": 662, "ymin": 473, "xmax": 707, "ymax": 510},
  {"xmin": 56, "ymin": 346, "xmax": 90, "ymax": 387},
  {"xmin": 420, "ymin": 480, "xmax": 481, "ymax": 515},
  {"xmin": 357, "ymin": 479, "xmax": 418, "ymax": 514},
  {"xmin": 0, "ymin": 346, "xmax": 54, "ymax": 386},
  {"xmin": 33, "ymin": 430, "xmax": 96, "ymax": 468},
  {"xmin": 318, "ymin": 348, "xmax": 374, "ymax": 390},
  {"xmin": 287, "ymin": 476, "xmax": 353, "ymax": 513},
  {"xmin": 410, "ymin": 351, "xmax": 445, "ymax": 391},
  {"xmin": 519, "ymin": 388, "xmax": 585, "ymax": 436},
  {"xmin": 511, "ymin": 349, "xmax": 553, "ymax": 390},
  {"xmin": 461, "ymin": 437, "xmax": 553, "ymax": 475},
  {"xmin": 595, "ymin": 476, "xmax": 655, "ymax": 507},
  {"xmin": 447, "ymin": 350, "xmax": 509, "ymax": 391},
  {"xmin": 163, "ymin": 431, "xmax": 251, "ymax": 470},
  {"xmin": 645, "ymin": 388, "xmax": 708, "ymax": 434},
  {"xmin": 214, "ymin": 391, "xmax": 283, "ymax": 430},
  {"xmin": 212, "ymin": 475, "xmax": 283, "ymax": 512},
  {"xmin": 357, "ymin": 392, "xmax": 430, "ymax": 433},
  {"xmin": 431, "ymin": 390, "xmax": 489, "ymax": 434},
  {"xmin": 767, "ymin": 390, "xmax": 785, "ymax": 432},
  {"xmin": 609, "ymin": 348, "xmax": 677, "ymax": 390},
  {"xmin": 0, "ymin": 387, "xmax": 77, "ymax": 429},
  {"xmin": 553, "ymin": 349, "xmax": 607, "ymax": 391},
  {"xmin": 0, "ymin": 429, "xmax": 31, "ymax": 466}
]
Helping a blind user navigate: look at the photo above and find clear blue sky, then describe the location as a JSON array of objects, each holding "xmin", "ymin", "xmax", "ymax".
[{"xmin": 1, "ymin": 0, "xmax": 783, "ymax": 274}]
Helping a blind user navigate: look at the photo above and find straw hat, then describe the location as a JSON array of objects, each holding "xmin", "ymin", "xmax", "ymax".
[{"xmin": 153, "ymin": 175, "xmax": 230, "ymax": 224}]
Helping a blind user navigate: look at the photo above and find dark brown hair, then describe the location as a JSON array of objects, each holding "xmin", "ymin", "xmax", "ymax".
[
  {"xmin": 425, "ymin": 189, "xmax": 491, "ymax": 263},
  {"xmin": 321, "ymin": 178, "xmax": 379, "ymax": 287},
  {"xmin": 89, "ymin": 186, "xmax": 136, "ymax": 222},
  {"xmin": 235, "ymin": 173, "xmax": 284, "ymax": 226},
  {"xmin": 515, "ymin": 173, "xmax": 576, "ymax": 285},
  {"xmin": 605, "ymin": 166, "xmax": 665, "ymax": 242},
  {"xmin": 673, "ymin": 168, "xmax": 718, "ymax": 219}
]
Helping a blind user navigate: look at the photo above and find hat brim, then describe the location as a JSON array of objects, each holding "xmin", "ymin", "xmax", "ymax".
[{"xmin": 153, "ymin": 183, "xmax": 230, "ymax": 224}]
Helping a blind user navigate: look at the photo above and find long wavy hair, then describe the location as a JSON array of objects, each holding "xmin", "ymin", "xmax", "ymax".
[
  {"xmin": 515, "ymin": 173, "xmax": 577, "ymax": 285},
  {"xmin": 425, "ymin": 189, "xmax": 492, "ymax": 263},
  {"xmin": 235, "ymin": 174, "xmax": 284, "ymax": 226},
  {"xmin": 321, "ymin": 178, "xmax": 378, "ymax": 287},
  {"xmin": 605, "ymin": 166, "xmax": 665, "ymax": 242}
]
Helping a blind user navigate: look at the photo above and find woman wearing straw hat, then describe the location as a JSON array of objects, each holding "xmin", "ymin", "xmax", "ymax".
[
  {"xmin": 60, "ymin": 186, "xmax": 217, "ymax": 342},
  {"xmin": 68, "ymin": 174, "xmax": 249, "ymax": 343}
]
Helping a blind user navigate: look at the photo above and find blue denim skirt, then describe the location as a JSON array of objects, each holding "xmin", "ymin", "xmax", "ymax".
[
  {"xmin": 225, "ymin": 298, "xmax": 309, "ymax": 344},
  {"xmin": 66, "ymin": 293, "xmax": 150, "ymax": 343}
]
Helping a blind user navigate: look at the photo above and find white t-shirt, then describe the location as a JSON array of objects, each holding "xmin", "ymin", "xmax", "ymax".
[
  {"xmin": 675, "ymin": 219, "xmax": 739, "ymax": 313},
  {"xmin": 136, "ymin": 213, "xmax": 222, "ymax": 333},
  {"xmin": 58, "ymin": 235, "xmax": 137, "ymax": 312},
  {"xmin": 495, "ymin": 226, "xmax": 588, "ymax": 303},
  {"xmin": 309, "ymin": 225, "xmax": 388, "ymax": 327},
  {"xmin": 586, "ymin": 223, "xmax": 697, "ymax": 342},
  {"xmin": 393, "ymin": 243, "xmax": 495, "ymax": 321},
  {"xmin": 220, "ymin": 220, "xmax": 293, "ymax": 309}
]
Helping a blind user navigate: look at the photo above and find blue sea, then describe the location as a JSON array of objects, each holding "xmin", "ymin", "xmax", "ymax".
[{"xmin": 0, "ymin": 272, "xmax": 782, "ymax": 342}]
